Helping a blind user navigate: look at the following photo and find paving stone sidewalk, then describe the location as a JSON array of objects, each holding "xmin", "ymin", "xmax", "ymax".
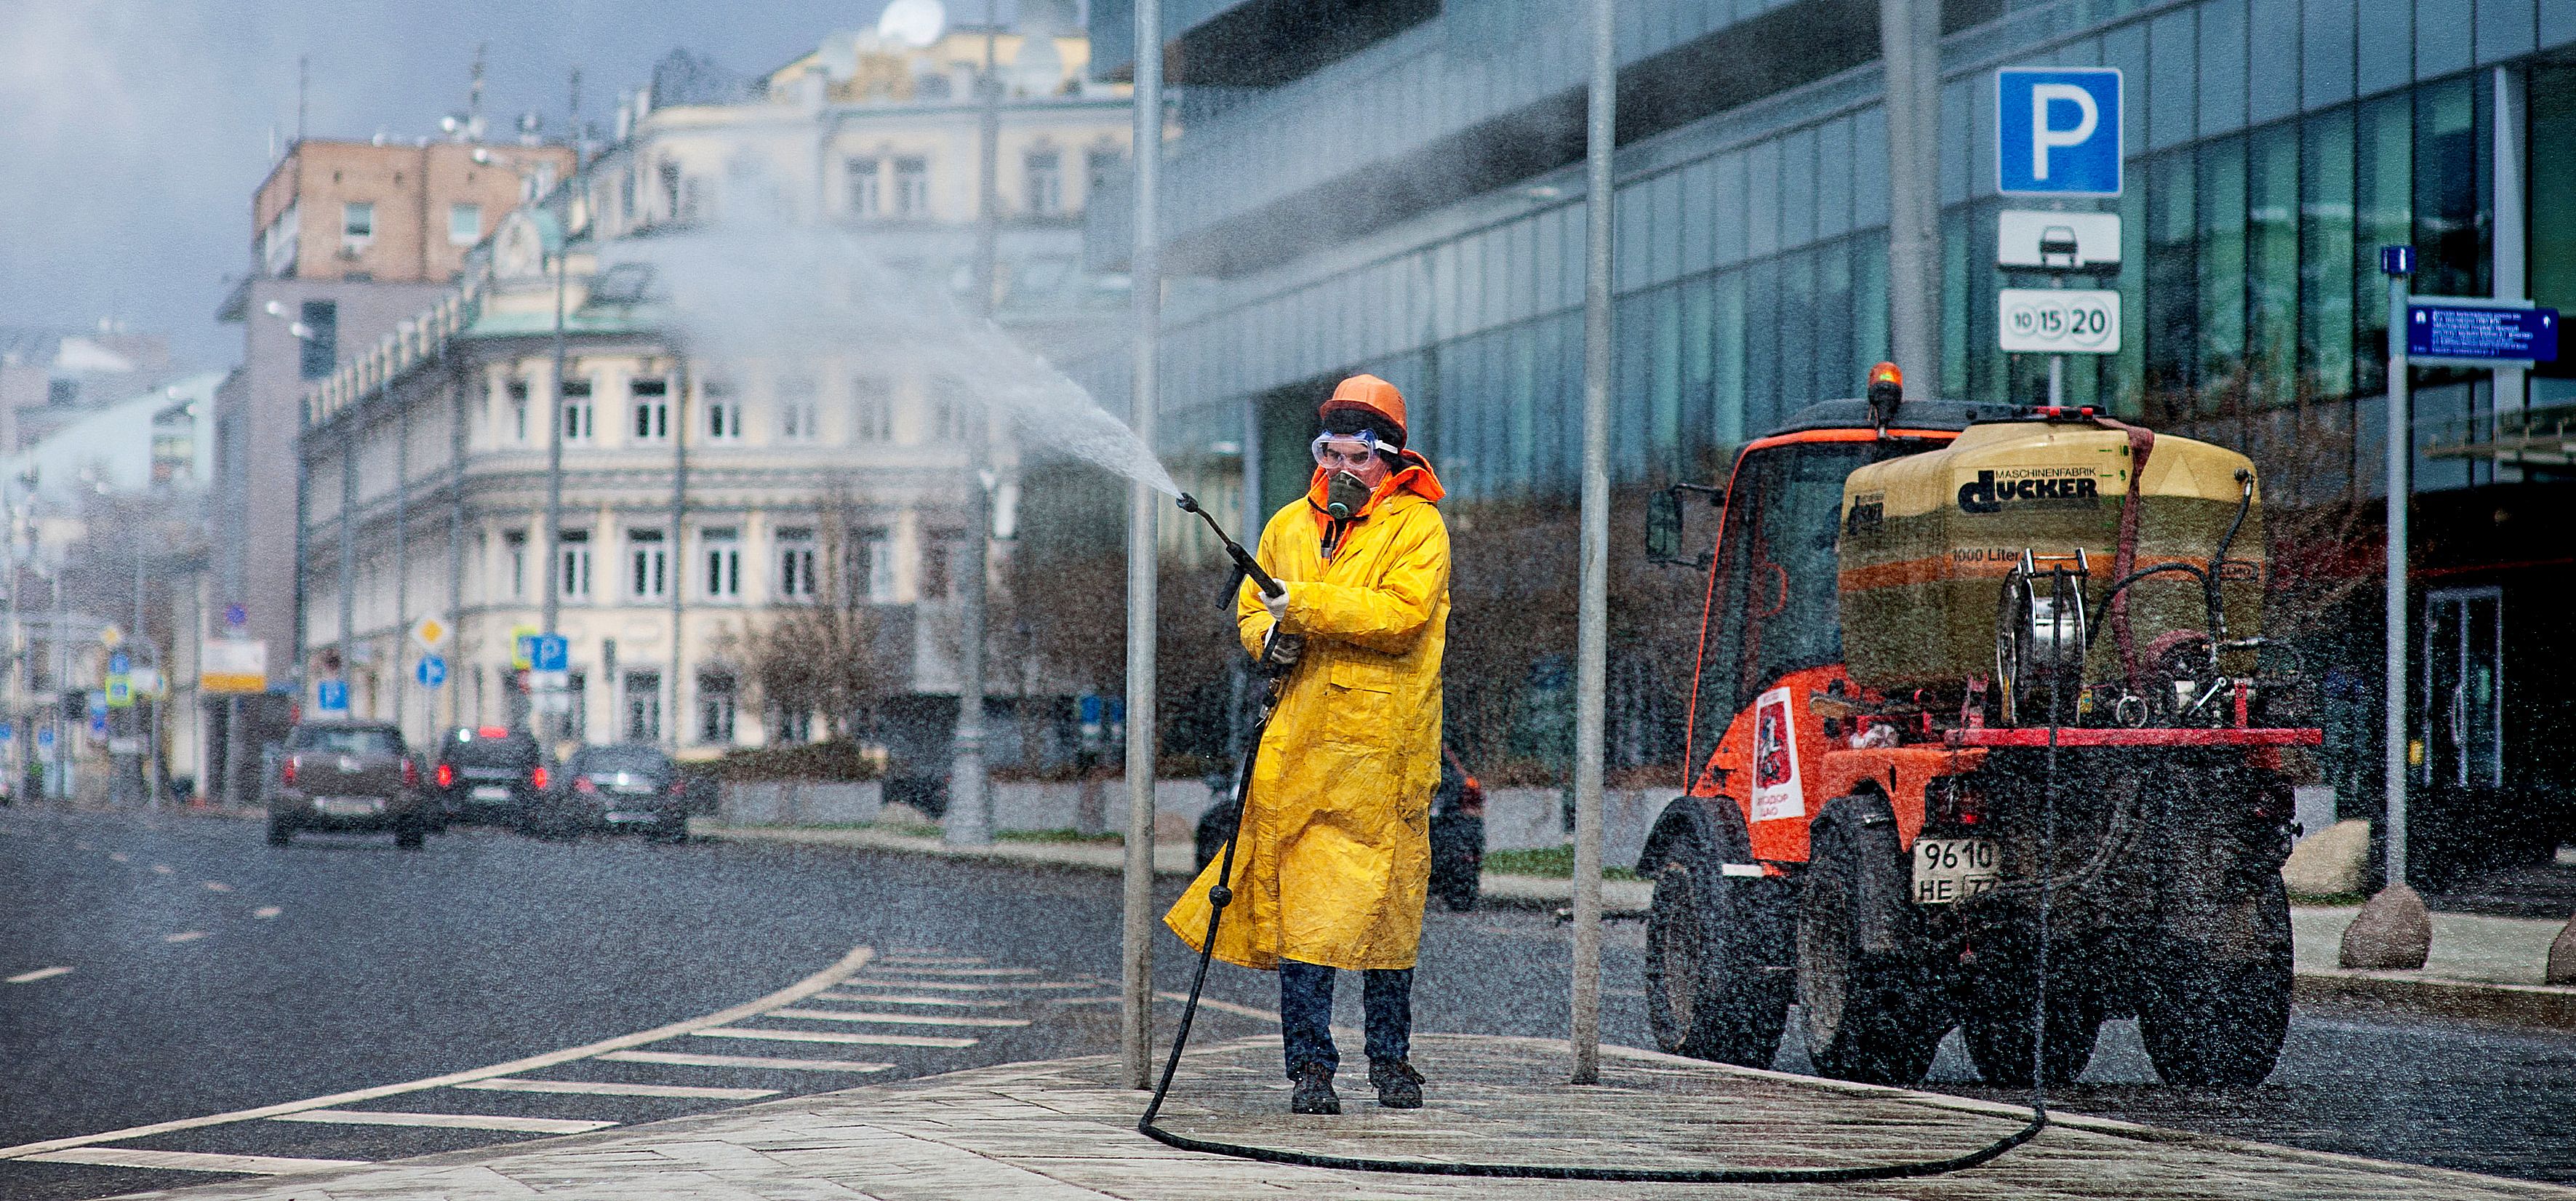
[{"xmin": 113, "ymin": 1033, "xmax": 2576, "ymax": 1201}]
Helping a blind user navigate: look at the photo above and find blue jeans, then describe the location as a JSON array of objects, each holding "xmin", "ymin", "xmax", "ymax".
[{"xmin": 1279, "ymin": 959, "xmax": 1411, "ymax": 1077}]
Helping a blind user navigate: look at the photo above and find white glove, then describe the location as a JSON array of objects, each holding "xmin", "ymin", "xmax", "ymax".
[{"xmin": 1261, "ymin": 583, "xmax": 1291, "ymax": 626}]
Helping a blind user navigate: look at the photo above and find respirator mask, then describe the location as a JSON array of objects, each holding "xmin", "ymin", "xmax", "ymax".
[{"xmin": 1311, "ymin": 431, "xmax": 1391, "ymax": 519}]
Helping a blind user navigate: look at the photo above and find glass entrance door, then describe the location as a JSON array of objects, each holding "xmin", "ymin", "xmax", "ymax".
[{"xmin": 2421, "ymin": 588, "xmax": 2503, "ymax": 790}]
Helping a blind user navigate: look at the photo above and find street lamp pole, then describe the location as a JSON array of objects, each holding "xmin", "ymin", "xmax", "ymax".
[
  {"xmin": 1119, "ymin": 0, "xmax": 1164, "ymax": 1091},
  {"xmin": 946, "ymin": 1, "xmax": 1004, "ymax": 847},
  {"xmin": 540, "ymin": 232, "xmax": 568, "ymax": 748},
  {"xmin": 1568, "ymin": 0, "xmax": 1616, "ymax": 1088}
]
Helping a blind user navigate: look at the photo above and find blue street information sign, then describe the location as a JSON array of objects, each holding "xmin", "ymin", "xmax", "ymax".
[
  {"xmin": 1, "ymin": 721, "xmax": 15, "ymax": 743},
  {"xmin": 108, "ymin": 651, "xmax": 130, "ymax": 675},
  {"xmin": 316, "ymin": 679, "xmax": 350, "ymax": 714},
  {"xmin": 36, "ymin": 727, "xmax": 55, "ymax": 751},
  {"xmin": 1996, "ymin": 68, "xmax": 2123, "ymax": 196},
  {"xmin": 2407, "ymin": 302, "xmax": 2560, "ymax": 364},
  {"xmin": 417, "ymin": 655, "xmax": 448, "ymax": 688},
  {"xmin": 532, "ymin": 634, "xmax": 569, "ymax": 673}
]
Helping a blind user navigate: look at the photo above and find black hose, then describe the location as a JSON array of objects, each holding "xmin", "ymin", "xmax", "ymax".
[
  {"xmin": 2203, "ymin": 476, "xmax": 2256, "ymax": 643},
  {"xmin": 1136, "ymin": 495, "xmax": 2053, "ymax": 1181}
]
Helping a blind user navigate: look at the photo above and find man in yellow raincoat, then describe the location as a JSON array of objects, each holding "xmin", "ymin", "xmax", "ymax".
[{"xmin": 1164, "ymin": 373, "xmax": 1450, "ymax": 1116}]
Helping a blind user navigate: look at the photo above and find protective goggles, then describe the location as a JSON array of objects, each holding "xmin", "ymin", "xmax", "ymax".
[{"xmin": 1311, "ymin": 429, "xmax": 1393, "ymax": 466}]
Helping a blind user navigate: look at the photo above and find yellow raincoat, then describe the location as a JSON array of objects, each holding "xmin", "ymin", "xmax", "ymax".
[{"xmin": 1164, "ymin": 454, "xmax": 1452, "ymax": 971}]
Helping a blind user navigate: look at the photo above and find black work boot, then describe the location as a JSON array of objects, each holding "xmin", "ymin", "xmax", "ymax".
[
  {"xmin": 1289, "ymin": 1063, "xmax": 1340, "ymax": 1114},
  {"xmin": 1369, "ymin": 1058, "xmax": 1423, "ymax": 1109}
]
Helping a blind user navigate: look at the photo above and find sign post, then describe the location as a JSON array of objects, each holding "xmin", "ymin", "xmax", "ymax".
[{"xmin": 1997, "ymin": 68, "xmax": 2124, "ymax": 407}]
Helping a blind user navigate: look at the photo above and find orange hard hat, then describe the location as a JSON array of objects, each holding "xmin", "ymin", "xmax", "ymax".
[{"xmin": 1319, "ymin": 373, "xmax": 1407, "ymax": 437}]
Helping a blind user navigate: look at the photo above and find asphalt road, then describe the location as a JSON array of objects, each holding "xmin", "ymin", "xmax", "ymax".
[{"xmin": 4, "ymin": 807, "xmax": 2575, "ymax": 1199}]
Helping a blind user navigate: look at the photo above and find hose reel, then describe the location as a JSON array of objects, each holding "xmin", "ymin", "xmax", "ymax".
[{"xmin": 1995, "ymin": 548, "xmax": 2089, "ymax": 727}]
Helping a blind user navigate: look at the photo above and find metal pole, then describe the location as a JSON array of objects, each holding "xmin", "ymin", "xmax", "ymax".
[
  {"xmin": 393, "ymin": 364, "xmax": 411, "ymax": 733},
  {"xmin": 540, "ymin": 236, "xmax": 568, "ymax": 746},
  {"xmin": 2048, "ymin": 354, "xmax": 2064, "ymax": 407},
  {"xmin": 668, "ymin": 362, "xmax": 689, "ymax": 749},
  {"xmin": 1120, "ymin": 0, "xmax": 1164, "ymax": 1092},
  {"xmin": 1880, "ymin": 0, "xmax": 1943, "ymax": 383},
  {"xmin": 2384, "ymin": 268, "xmax": 2411, "ymax": 890},
  {"xmin": 339, "ymin": 419, "xmax": 357, "ymax": 708},
  {"xmin": 448, "ymin": 362, "xmax": 468, "ymax": 736},
  {"xmin": 948, "ymin": 4, "xmax": 1002, "ymax": 846},
  {"xmin": 1569, "ymin": 0, "xmax": 1616, "ymax": 1088}
]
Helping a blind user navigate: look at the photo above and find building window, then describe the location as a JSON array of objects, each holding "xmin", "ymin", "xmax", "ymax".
[
  {"xmin": 703, "ymin": 527, "xmax": 740, "ymax": 598},
  {"xmin": 1024, "ymin": 149, "xmax": 1063, "ymax": 216},
  {"xmin": 775, "ymin": 706, "xmax": 813, "ymax": 744},
  {"xmin": 505, "ymin": 377, "xmax": 529, "ymax": 441},
  {"xmin": 778, "ymin": 377, "xmax": 819, "ymax": 440},
  {"xmin": 920, "ymin": 529, "xmax": 968, "ymax": 599},
  {"xmin": 625, "ymin": 670, "xmax": 663, "ymax": 741},
  {"xmin": 631, "ymin": 376, "xmax": 669, "ymax": 440},
  {"xmin": 703, "ymin": 377, "xmax": 742, "ymax": 439},
  {"xmin": 341, "ymin": 201, "xmax": 375, "ymax": 245},
  {"xmin": 928, "ymin": 378, "xmax": 972, "ymax": 442},
  {"xmin": 559, "ymin": 530, "xmax": 592, "ymax": 599},
  {"xmin": 776, "ymin": 527, "xmax": 817, "ymax": 599},
  {"xmin": 698, "ymin": 671, "xmax": 737, "ymax": 743},
  {"xmin": 658, "ymin": 161, "xmax": 682, "ymax": 220},
  {"xmin": 561, "ymin": 375, "xmax": 593, "ymax": 440},
  {"xmin": 629, "ymin": 529, "xmax": 668, "ymax": 598},
  {"xmin": 447, "ymin": 202, "xmax": 481, "ymax": 246},
  {"xmin": 1086, "ymin": 148, "xmax": 1121, "ymax": 192},
  {"xmin": 853, "ymin": 527, "xmax": 896, "ymax": 603},
  {"xmin": 297, "ymin": 300, "xmax": 337, "ymax": 380},
  {"xmin": 847, "ymin": 158, "xmax": 881, "ymax": 217},
  {"xmin": 853, "ymin": 376, "xmax": 893, "ymax": 441},
  {"xmin": 893, "ymin": 156, "xmax": 929, "ymax": 218},
  {"xmin": 504, "ymin": 529, "xmax": 528, "ymax": 599}
]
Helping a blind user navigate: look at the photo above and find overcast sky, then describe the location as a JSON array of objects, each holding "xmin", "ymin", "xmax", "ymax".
[{"xmin": 0, "ymin": 1, "xmax": 972, "ymax": 369}]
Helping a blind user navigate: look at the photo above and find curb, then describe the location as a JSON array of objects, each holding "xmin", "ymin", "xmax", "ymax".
[
  {"xmin": 2292, "ymin": 968, "xmax": 2576, "ymax": 1034},
  {"xmin": 689, "ymin": 821, "xmax": 1657, "ymax": 913}
]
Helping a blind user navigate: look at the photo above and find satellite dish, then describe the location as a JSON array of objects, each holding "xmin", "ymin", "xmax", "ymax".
[
  {"xmin": 877, "ymin": 0, "xmax": 946, "ymax": 48},
  {"xmin": 1011, "ymin": 34, "xmax": 1062, "ymax": 95}
]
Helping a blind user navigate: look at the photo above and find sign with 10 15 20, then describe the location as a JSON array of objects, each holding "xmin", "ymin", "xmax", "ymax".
[{"xmin": 1999, "ymin": 288, "xmax": 2121, "ymax": 354}]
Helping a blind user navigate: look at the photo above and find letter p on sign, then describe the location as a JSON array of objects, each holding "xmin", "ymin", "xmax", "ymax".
[{"xmin": 1996, "ymin": 68, "xmax": 2121, "ymax": 196}]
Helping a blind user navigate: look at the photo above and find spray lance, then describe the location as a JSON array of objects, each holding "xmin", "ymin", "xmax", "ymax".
[{"xmin": 1137, "ymin": 489, "xmax": 2051, "ymax": 1184}]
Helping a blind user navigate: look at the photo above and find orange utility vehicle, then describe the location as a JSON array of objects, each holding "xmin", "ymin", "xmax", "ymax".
[{"xmin": 1636, "ymin": 365, "xmax": 2320, "ymax": 1088}]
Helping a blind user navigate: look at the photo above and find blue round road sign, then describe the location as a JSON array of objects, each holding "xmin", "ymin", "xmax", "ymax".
[{"xmin": 417, "ymin": 655, "xmax": 448, "ymax": 688}]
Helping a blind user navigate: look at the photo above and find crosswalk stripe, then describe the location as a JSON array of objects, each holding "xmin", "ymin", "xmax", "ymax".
[
  {"xmin": 692, "ymin": 1026, "xmax": 977, "ymax": 1049},
  {"xmin": 859, "ymin": 967, "xmax": 1036, "ymax": 977},
  {"xmin": 456, "ymin": 1078, "xmax": 778, "ymax": 1100},
  {"xmin": 23, "ymin": 1147, "xmax": 367, "ymax": 1175},
  {"xmin": 815, "ymin": 991, "xmax": 1010, "ymax": 1008},
  {"xmin": 831, "ymin": 979, "xmax": 1091, "ymax": 992},
  {"xmin": 598, "ymin": 1050, "xmax": 893, "ymax": 1073},
  {"xmin": 270, "ymin": 1109, "xmax": 615, "ymax": 1134},
  {"xmin": 876, "ymin": 955, "xmax": 985, "ymax": 965},
  {"xmin": 5, "ymin": 967, "xmax": 71, "ymax": 984},
  {"xmin": 769, "ymin": 1007, "xmax": 1031, "ymax": 1029}
]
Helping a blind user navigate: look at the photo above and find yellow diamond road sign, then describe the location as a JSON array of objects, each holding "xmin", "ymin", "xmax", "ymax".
[
  {"xmin": 99, "ymin": 624, "xmax": 122, "ymax": 648},
  {"xmin": 412, "ymin": 617, "xmax": 449, "ymax": 650}
]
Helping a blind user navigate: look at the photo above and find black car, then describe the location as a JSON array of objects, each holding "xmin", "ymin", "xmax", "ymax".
[
  {"xmin": 431, "ymin": 727, "xmax": 545, "ymax": 826},
  {"xmin": 524, "ymin": 743, "xmax": 686, "ymax": 841},
  {"xmin": 1193, "ymin": 747, "xmax": 1487, "ymax": 911}
]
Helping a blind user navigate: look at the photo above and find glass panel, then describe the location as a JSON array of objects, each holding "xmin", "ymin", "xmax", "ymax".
[
  {"xmin": 1779, "ymin": 251, "xmax": 1818, "ymax": 412},
  {"xmin": 1652, "ymin": 287, "xmax": 1683, "ymax": 476},
  {"xmin": 2149, "ymin": 9, "xmax": 2200, "ymax": 150},
  {"xmin": 1817, "ymin": 239, "xmax": 1855, "ymax": 402},
  {"xmin": 1852, "ymin": 236, "xmax": 1890, "ymax": 390},
  {"xmin": 2417, "ymin": 0, "xmax": 2475, "ymax": 76},
  {"xmin": 1682, "ymin": 276, "xmax": 1716, "ymax": 470},
  {"xmin": 2303, "ymin": 0, "xmax": 2359, "ymax": 108},
  {"xmin": 2248, "ymin": 0, "xmax": 2300, "ymax": 122},
  {"xmin": 2414, "ymin": 76, "xmax": 2488, "ymax": 300},
  {"xmin": 2113, "ymin": 180, "xmax": 2149, "ymax": 416},
  {"xmin": 2354, "ymin": 94, "xmax": 2412, "ymax": 395},
  {"xmin": 1747, "ymin": 140, "xmax": 1782, "ymax": 260},
  {"xmin": 2248, "ymin": 123, "xmax": 2301, "ymax": 410},
  {"xmin": 2535, "ymin": 68, "xmax": 2576, "ymax": 381},
  {"xmin": 2357, "ymin": 0, "xmax": 2413, "ymax": 94},
  {"xmin": 2201, "ymin": 0, "xmax": 2251, "ymax": 137},
  {"xmin": 1780, "ymin": 128, "xmax": 1817, "ymax": 250},
  {"xmin": 1942, "ymin": 207, "xmax": 1970, "ymax": 399},
  {"xmin": 2301, "ymin": 109, "xmax": 2359, "ymax": 399},
  {"xmin": 2200, "ymin": 137, "xmax": 2249, "ymax": 413},
  {"xmin": 1714, "ymin": 270, "xmax": 1748, "ymax": 447},
  {"xmin": 2146, "ymin": 151, "xmax": 2201, "ymax": 415},
  {"xmin": 2466, "ymin": 592, "xmax": 2501, "ymax": 788},
  {"xmin": 1745, "ymin": 258, "xmax": 1782, "ymax": 433}
]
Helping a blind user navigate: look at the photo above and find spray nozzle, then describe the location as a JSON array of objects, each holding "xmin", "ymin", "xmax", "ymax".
[{"xmin": 1175, "ymin": 492, "xmax": 1284, "ymax": 599}]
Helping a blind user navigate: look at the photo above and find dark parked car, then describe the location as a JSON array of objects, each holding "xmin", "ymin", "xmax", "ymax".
[
  {"xmin": 267, "ymin": 722, "xmax": 434, "ymax": 850},
  {"xmin": 524, "ymin": 743, "xmax": 686, "ymax": 841},
  {"xmin": 431, "ymin": 727, "xmax": 545, "ymax": 826},
  {"xmin": 1194, "ymin": 746, "xmax": 1487, "ymax": 911}
]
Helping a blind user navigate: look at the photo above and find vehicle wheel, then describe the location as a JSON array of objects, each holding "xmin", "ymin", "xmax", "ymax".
[
  {"xmin": 1799, "ymin": 794, "xmax": 1948, "ymax": 1086},
  {"xmin": 265, "ymin": 816, "xmax": 294, "ymax": 846},
  {"xmin": 2140, "ymin": 876, "xmax": 2292, "ymax": 1087},
  {"xmin": 394, "ymin": 820, "xmax": 426, "ymax": 850},
  {"xmin": 650, "ymin": 813, "xmax": 688, "ymax": 844},
  {"xmin": 1962, "ymin": 956, "xmax": 2103, "ymax": 1087},
  {"xmin": 1642, "ymin": 802, "xmax": 1791, "ymax": 1067}
]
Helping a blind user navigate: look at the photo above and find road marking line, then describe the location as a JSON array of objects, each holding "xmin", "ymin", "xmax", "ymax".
[
  {"xmin": 860, "ymin": 966, "xmax": 1036, "ymax": 977},
  {"xmin": 457, "ymin": 1077, "xmax": 778, "ymax": 1100},
  {"xmin": 769, "ymin": 1008, "xmax": 1031, "ymax": 1029},
  {"xmin": 151, "ymin": 864, "xmax": 174, "ymax": 875},
  {"xmin": 22, "ymin": 1147, "xmax": 366, "ymax": 1175},
  {"xmin": 272, "ymin": 1109, "xmax": 615, "ymax": 1134},
  {"xmin": 250, "ymin": 906, "xmax": 281, "ymax": 919},
  {"xmin": 203, "ymin": 882, "xmax": 232, "ymax": 893},
  {"xmin": 833, "ymin": 979, "xmax": 1090, "ymax": 992},
  {"xmin": 599, "ymin": 1050, "xmax": 895, "ymax": 1073},
  {"xmin": 876, "ymin": 955, "xmax": 986, "ymax": 965},
  {"xmin": 813, "ymin": 991, "xmax": 1010, "ymax": 1008},
  {"xmin": 108, "ymin": 853, "xmax": 129, "ymax": 863},
  {"xmin": 692, "ymin": 1026, "xmax": 977, "ymax": 1049},
  {"xmin": 163, "ymin": 931, "xmax": 209, "ymax": 943},
  {"xmin": 1156, "ymin": 990, "xmax": 1281, "ymax": 1024},
  {"xmin": 6, "ymin": 967, "xmax": 72, "ymax": 984},
  {"xmin": 0, "ymin": 944, "xmax": 876, "ymax": 1161}
]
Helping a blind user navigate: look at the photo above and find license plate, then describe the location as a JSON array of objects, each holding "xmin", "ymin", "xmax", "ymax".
[
  {"xmin": 471, "ymin": 786, "xmax": 511, "ymax": 801},
  {"xmin": 605, "ymin": 810, "xmax": 658, "ymax": 823},
  {"xmin": 314, "ymin": 796, "xmax": 383, "ymax": 817},
  {"xmin": 612, "ymin": 785, "xmax": 655, "ymax": 795},
  {"xmin": 1912, "ymin": 837, "xmax": 2000, "ymax": 904}
]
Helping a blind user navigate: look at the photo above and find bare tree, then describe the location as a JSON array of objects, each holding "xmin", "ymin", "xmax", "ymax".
[{"xmin": 737, "ymin": 480, "xmax": 904, "ymax": 742}]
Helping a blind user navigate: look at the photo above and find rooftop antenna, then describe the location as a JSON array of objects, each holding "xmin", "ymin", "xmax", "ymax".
[
  {"xmin": 468, "ymin": 41, "xmax": 487, "ymax": 141},
  {"xmin": 296, "ymin": 55, "xmax": 308, "ymax": 145},
  {"xmin": 569, "ymin": 66, "xmax": 583, "ymax": 170}
]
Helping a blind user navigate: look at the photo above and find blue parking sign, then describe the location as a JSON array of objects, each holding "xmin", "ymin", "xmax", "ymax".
[
  {"xmin": 317, "ymin": 679, "xmax": 349, "ymax": 714},
  {"xmin": 1996, "ymin": 68, "xmax": 2122, "ymax": 196},
  {"xmin": 532, "ymin": 634, "xmax": 569, "ymax": 673}
]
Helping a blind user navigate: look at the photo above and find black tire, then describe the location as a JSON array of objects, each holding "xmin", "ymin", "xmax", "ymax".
[
  {"xmin": 2140, "ymin": 875, "xmax": 2292, "ymax": 1087},
  {"xmin": 393, "ymin": 819, "xmax": 426, "ymax": 850},
  {"xmin": 265, "ymin": 816, "xmax": 294, "ymax": 846},
  {"xmin": 1642, "ymin": 801, "xmax": 1791, "ymax": 1067},
  {"xmin": 650, "ymin": 811, "xmax": 688, "ymax": 844},
  {"xmin": 1962, "ymin": 952, "xmax": 2103, "ymax": 1087},
  {"xmin": 1798, "ymin": 794, "xmax": 1948, "ymax": 1086}
]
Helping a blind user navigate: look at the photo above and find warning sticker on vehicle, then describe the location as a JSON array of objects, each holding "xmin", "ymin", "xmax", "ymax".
[{"xmin": 1749, "ymin": 686, "xmax": 1804, "ymax": 823}]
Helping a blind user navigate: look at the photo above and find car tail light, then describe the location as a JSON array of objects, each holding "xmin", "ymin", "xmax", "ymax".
[
  {"xmin": 281, "ymin": 756, "xmax": 298, "ymax": 786},
  {"xmin": 531, "ymin": 765, "xmax": 549, "ymax": 789},
  {"xmin": 476, "ymin": 725, "xmax": 508, "ymax": 738},
  {"xmin": 402, "ymin": 759, "xmax": 420, "ymax": 788},
  {"xmin": 669, "ymin": 778, "xmax": 688, "ymax": 796},
  {"xmin": 574, "ymin": 775, "xmax": 599, "ymax": 794},
  {"xmin": 436, "ymin": 762, "xmax": 455, "ymax": 789}
]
